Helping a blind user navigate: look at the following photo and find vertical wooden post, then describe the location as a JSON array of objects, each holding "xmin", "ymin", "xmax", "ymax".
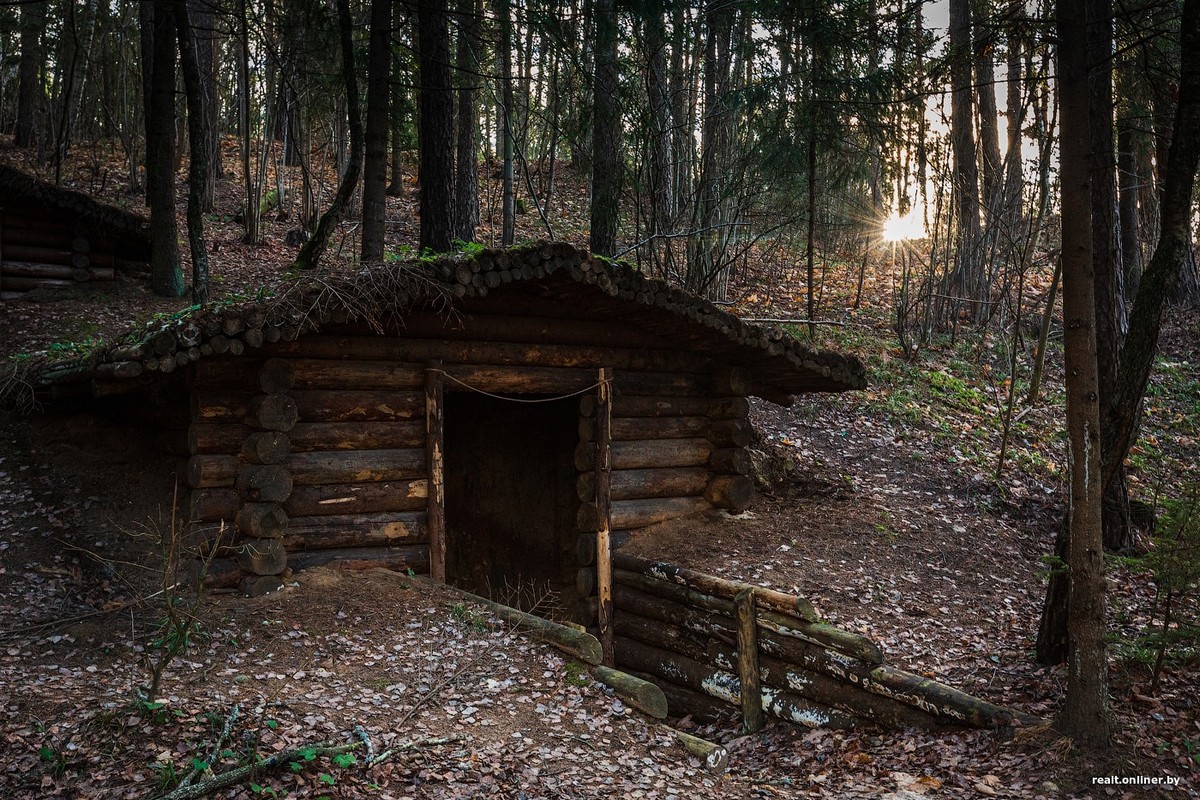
[
  {"xmin": 426, "ymin": 360, "xmax": 446, "ymax": 583},
  {"xmin": 595, "ymin": 367, "xmax": 615, "ymax": 665},
  {"xmin": 735, "ymin": 587, "xmax": 764, "ymax": 733}
]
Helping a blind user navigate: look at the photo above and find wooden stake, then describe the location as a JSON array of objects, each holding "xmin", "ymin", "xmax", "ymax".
[
  {"xmin": 735, "ymin": 588, "xmax": 764, "ymax": 733},
  {"xmin": 595, "ymin": 367, "xmax": 614, "ymax": 665},
  {"xmin": 426, "ymin": 360, "xmax": 446, "ymax": 583}
]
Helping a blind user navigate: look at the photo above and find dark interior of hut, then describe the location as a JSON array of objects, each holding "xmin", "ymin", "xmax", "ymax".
[{"xmin": 443, "ymin": 392, "xmax": 579, "ymax": 619}]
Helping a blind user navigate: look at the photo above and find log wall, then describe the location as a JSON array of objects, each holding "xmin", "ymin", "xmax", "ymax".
[{"xmin": 186, "ymin": 313, "xmax": 756, "ymax": 595}]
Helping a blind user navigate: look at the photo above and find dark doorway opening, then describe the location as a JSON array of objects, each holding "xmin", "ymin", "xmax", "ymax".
[{"xmin": 443, "ymin": 392, "xmax": 579, "ymax": 618}]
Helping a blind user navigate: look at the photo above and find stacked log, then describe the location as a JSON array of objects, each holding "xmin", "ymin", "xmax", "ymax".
[
  {"xmin": 610, "ymin": 553, "xmax": 1035, "ymax": 730},
  {"xmin": 192, "ymin": 356, "xmax": 430, "ymax": 591},
  {"xmin": 0, "ymin": 212, "xmax": 126, "ymax": 297}
]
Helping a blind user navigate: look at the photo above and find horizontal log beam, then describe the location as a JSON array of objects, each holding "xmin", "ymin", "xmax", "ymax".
[
  {"xmin": 189, "ymin": 421, "xmax": 424, "ymax": 454},
  {"xmin": 580, "ymin": 415, "xmax": 710, "ymax": 442},
  {"xmin": 577, "ymin": 467, "xmax": 710, "ymax": 503},
  {"xmin": 284, "ymin": 358, "xmax": 424, "ymax": 390},
  {"xmin": 192, "ymin": 390, "xmax": 425, "ymax": 424},
  {"xmin": 614, "ymin": 551, "xmax": 817, "ymax": 622},
  {"xmin": 261, "ymin": 330, "xmax": 711, "ymax": 374},
  {"xmin": 285, "ymin": 480, "xmax": 428, "ymax": 516},
  {"xmin": 287, "ymin": 449, "xmax": 426, "ymax": 485},
  {"xmin": 575, "ymin": 438, "xmax": 713, "ymax": 471},
  {"xmin": 577, "ymin": 497, "xmax": 709, "ymax": 531},
  {"xmin": 283, "ymin": 511, "xmax": 428, "ymax": 550},
  {"xmin": 581, "ymin": 395, "xmax": 748, "ymax": 419},
  {"xmin": 286, "ymin": 545, "xmax": 430, "ymax": 574}
]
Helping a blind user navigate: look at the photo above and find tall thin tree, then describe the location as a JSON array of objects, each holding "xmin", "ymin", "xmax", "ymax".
[
  {"xmin": 590, "ymin": 0, "xmax": 621, "ymax": 256},
  {"xmin": 144, "ymin": 0, "xmax": 186, "ymax": 297},
  {"xmin": 1056, "ymin": 0, "xmax": 1112, "ymax": 750},
  {"xmin": 362, "ymin": 0, "xmax": 392, "ymax": 263},
  {"xmin": 294, "ymin": 0, "xmax": 364, "ymax": 271},
  {"xmin": 418, "ymin": 0, "xmax": 455, "ymax": 252},
  {"xmin": 175, "ymin": 0, "xmax": 211, "ymax": 305}
]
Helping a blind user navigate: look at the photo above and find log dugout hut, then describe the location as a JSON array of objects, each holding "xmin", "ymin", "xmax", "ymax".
[
  {"xmin": 34, "ymin": 243, "xmax": 1034, "ymax": 731},
  {"xmin": 41, "ymin": 241, "xmax": 864, "ymax": 606},
  {"xmin": 0, "ymin": 165, "xmax": 152, "ymax": 299}
]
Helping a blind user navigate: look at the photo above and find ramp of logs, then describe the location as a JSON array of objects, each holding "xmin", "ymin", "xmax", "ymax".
[{"xmin": 606, "ymin": 551, "xmax": 1037, "ymax": 732}]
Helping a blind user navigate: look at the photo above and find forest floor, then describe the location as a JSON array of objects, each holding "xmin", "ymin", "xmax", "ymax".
[{"xmin": 0, "ymin": 139, "xmax": 1197, "ymax": 798}]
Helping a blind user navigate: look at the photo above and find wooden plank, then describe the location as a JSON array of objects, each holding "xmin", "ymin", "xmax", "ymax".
[
  {"xmin": 426, "ymin": 361, "xmax": 446, "ymax": 583},
  {"xmin": 736, "ymin": 588, "xmax": 765, "ymax": 733},
  {"xmin": 595, "ymin": 367, "xmax": 614, "ymax": 666}
]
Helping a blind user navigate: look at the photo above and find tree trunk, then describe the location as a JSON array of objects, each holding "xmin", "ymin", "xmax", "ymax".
[
  {"xmin": 1102, "ymin": 0, "xmax": 1200, "ymax": 496},
  {"xmin": 589, "ymin": 0, "xmax": 621, "ymax": 256},
  {"xmin": 453, "ymin": 0, "xmax": 481, "ymax": 242},
  {"xmin": 1088, "ymin": 0, "xmax": 1130, "ymax": 553},
  {"xmin": 362, "ymin": 0, "xmax": 391, "ymax": 264},
  {"xmin": 1055, "ymin": 0, "xmax": 1112, "ymax": 750},
  {"xmin": 642, "ymin": 0, "xmax": 672, "ymax": 272},
  {"xmin": 973, "ymin": 0, "xmax": 1002, "ymax": 217},
  {"xmin": 174, "ymin": 0, "xmax": 210, "ymax": 305},
  {"xmin": 418, "ymin": 0, "xmax": 455, "ymax": 252},
  {"xmin": 949, "ymin": 0, "xmax": 982, "ymax": 301},
  {"xmin": 1003, "ymin": 6, "xmax": 1024, "ymax": 227},
  {"xmin": 236, "ymin": 0, "xmax": 259, "ymax": 245},
  {"xmin": 1117, "ymin": 118, "xmax": 1143, "ymax": 301},
  {"xmin": 293, "ymin": 0, "xmax": 364, "ymax": 271},
  {"xmin": 497, "ymin": 0, "xmax": 516, "ymax": 246},
  {"xmin": 387, "ymin": 0, "xmax": 407, "ymax": 197},
  {"xmin": 145, "ymin": 0, "xmax": 185, "ymax": 297},
  {"xmin": 189, "ymin": 0, "xmax": 222, "ymax": 210},
  {"xmin": 15, "ymin": 1, "xmax": 47, "ymax": 149}
]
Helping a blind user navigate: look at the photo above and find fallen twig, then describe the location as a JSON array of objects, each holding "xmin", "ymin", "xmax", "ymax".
[
  {"xmin": 367, "ymin": 735, "xmax": 462, "ymax": 768},
  {"xmin": 176, "ymin": 703, "xmax": 240, "ymax": 791},
  {"xmin": 151, "ymin": 741, "xmax": 358, "ymax": 800}
]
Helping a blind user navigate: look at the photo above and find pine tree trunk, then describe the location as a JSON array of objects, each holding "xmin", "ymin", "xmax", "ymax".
[
  {"xmin": 387, "ymin": 1, "xmax": 406, "ymax": 198},
  {"xmin": 1102, "ymin": 0, "xmax": 1200, "ymax": 490},
  {"xmin": 1117, "ymin": 119, "xmax": 1143, "ymax": 301},
  {"xmin": 949, "ymin": 0, "xmax": 982, "ymax": 302},
  {"xmin": 361, "ymin": 0, "xmax": 391, "ymax": 264},
  {"xmin": 974, "ymin": 0, "xmax": 1002, "ymax": 217},
  {"xmin": 453, "ymin": 0, "xmax": 481, "ymax": 242},
  {"xmin": 15, "ymin": 2, "xmax": 47, "ymax": 149},
  {"xmin": 1055, "ymin": 0, "xmax": 1112, "ymax": 750},
  {"xmin": 1003, "ymin": 7, "xmax": 1024, "ymax": 228},
  {"xmin": 189, "ymin": 0, "xmax": 221, "ymax": 210},
  {"xmin": 589, "ymin": 0, "xmax": 621, "ymax": 256},
  {"xmin": 497, "ymin": 0, "xmax": 516, "ymax": 246},
  {"xmin": 145, "ymin": 0, "xmax": 185, "ymax": 297},
  {"xmin": 418, "ymin": 0, "xmax": 455, "ymax": 252},
  {"xmin": 643, "ymin": 0, "xmax": 672, "ymax": 273},
  {"xmin": 175, "ymin": 0, "xmax": 210, "ymax": 305},
  {"xmin": 1088, "ymin": 0, "xmax": 1130, "ymax": 553}
]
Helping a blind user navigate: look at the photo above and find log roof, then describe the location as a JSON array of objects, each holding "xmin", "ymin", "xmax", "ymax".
[
  {"xmin": 0, "ymin": 164, "xmax": 151, "ymax": 243},
  {"xmin": 35, "ymin": 242, "xmax": 866, "ymax": 404}
]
